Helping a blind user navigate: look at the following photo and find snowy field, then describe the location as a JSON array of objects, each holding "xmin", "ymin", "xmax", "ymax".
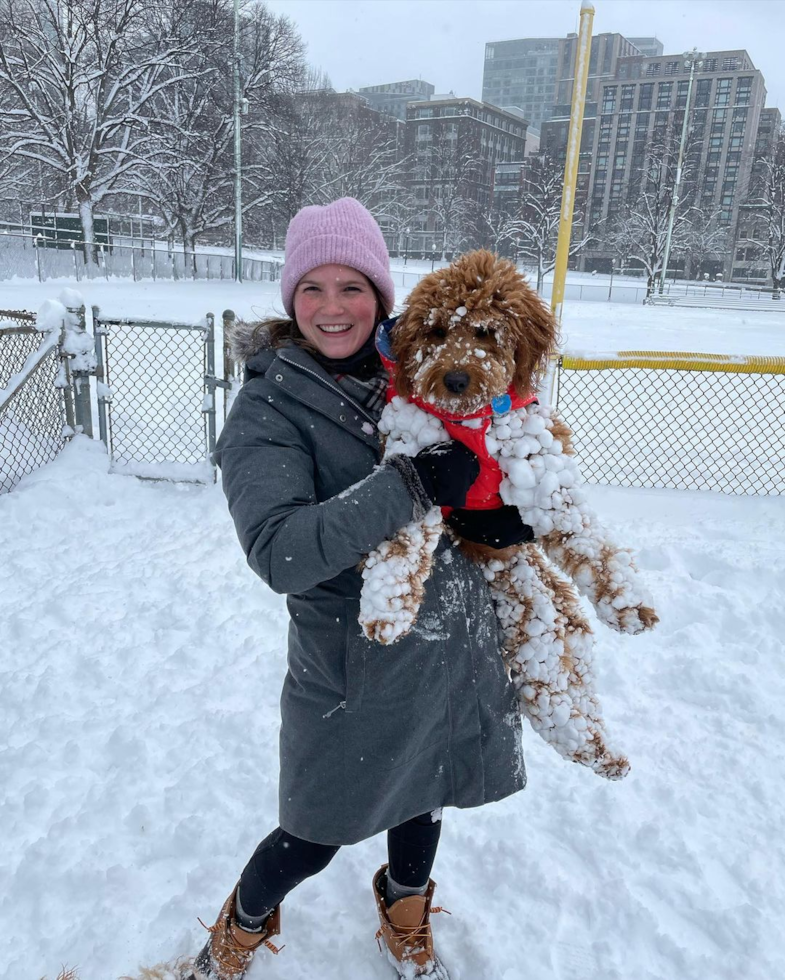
[
  {"xmin": 3, "ymin": 276, "xmax": 784, "ymax": 356},
  {"xmin": 2, "ymin": 278, "xmax": 785, "ymax": 980}
]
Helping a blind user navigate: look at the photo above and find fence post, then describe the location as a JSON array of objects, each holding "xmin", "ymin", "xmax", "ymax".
[
  {"xmin": 66, "ymin": 303, "xmax": 95, "ymax": 438},
  {"xmin": 92, "ymin": 305, "xmax": 109, "ymax": 449},
  {"xmin": 203, "ymin": 313, "xmax": 217, "ymax": 470},
  {"xmin": 222, "ymin": 309, "xmax": 239, "ymax": 420}
]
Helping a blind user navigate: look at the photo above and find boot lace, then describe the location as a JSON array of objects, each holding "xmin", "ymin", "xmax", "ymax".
[
  {"xmin": 198, "ymin": 915, "xmax": 284, "ymax": 957},
  {"xmin": 376, "ymin": 906, "xmax": 451, "ymax": 956}
]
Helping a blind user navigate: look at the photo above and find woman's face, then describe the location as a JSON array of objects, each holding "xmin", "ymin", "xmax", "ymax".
[{"xmin": 293, "ymin": 264, "xmax": 380, "ymax": 358}]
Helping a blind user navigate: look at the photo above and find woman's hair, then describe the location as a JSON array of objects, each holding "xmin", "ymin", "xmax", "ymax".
[{"xmin": 248, "ymin": 282, "xmax": 390, "ymax": 353}]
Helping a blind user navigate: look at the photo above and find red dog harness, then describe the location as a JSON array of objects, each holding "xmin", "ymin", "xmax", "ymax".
[{"xmin": 376, "ymin": 318, "xmax": 537, "ymax": 511}]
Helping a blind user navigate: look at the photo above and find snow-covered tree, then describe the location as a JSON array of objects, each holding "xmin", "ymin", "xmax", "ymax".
[
  {"xmin": 134, "ymin": 0, "xmax": 303, "ymax": 265},
  {"xmin": 508, "ymin": 154, "xmax": 590, "ymax": 292},
  {"xmin": 263, "ymin": 87, "xmax": 407, "ymax": 245},
  {"xmin": 600, "ymin": 134, "xmax": 695, "ymax": 297},
  {"xmin": 682, "ymin": 209, "xmax": 731, "ymax": 280},
  {"xmin": 740, "ymin": 126, "xmax": 785, "ymax": 296},
  {"xmin": 412, "ymin": 136, "xmax": 483, "ymax": 259},
  {"xmin": 0, "ymin": 0, "xmax": 211, "ymax": 264}
]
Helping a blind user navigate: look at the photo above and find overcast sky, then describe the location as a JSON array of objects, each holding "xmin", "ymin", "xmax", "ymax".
[{"xmin": 265, "ymin": 0, "xmax": 785, "ymax": 115}]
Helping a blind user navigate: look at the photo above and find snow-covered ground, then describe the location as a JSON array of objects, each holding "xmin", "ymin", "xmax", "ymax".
[
  {"xmin": 3, "ymin": 277, "xmax": 784, "ymax": 356},
  {"xmin": 2, "ymin": 279, "xmax": 785, "ymax": 980}
]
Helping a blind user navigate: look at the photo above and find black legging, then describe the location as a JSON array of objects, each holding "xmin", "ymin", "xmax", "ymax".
[{"xmin": 238, "ymin": 811, "xmax": 443, "ymax": 917}]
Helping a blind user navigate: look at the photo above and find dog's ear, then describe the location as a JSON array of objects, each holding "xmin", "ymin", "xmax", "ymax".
[
  {"xmin": 388, "ymin": 306, "xmax": 421, "ymax": 401},
  {"xmin": 510, "ymin": 287, "xmax": 559, "ymax": 397}
]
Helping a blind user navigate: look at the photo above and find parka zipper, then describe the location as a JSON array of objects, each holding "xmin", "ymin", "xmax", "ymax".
[{"xmin": 277, "ymin": 353, "xmax": 378, "ymax": 428}]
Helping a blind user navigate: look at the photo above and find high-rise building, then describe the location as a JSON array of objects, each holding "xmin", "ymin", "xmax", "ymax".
[
  {"xmin": 541, "ymin": 49, "xmax": 773, "ymax": 278},
  {"xmin": 358, "ymin": 79, "xmax": 435, "ymax": 121},
  {"xmin": 628, "ymin": 37, "xmax": 664, "ymax": 58},
  {"xmin": 482, "ymin": 33, "xmax": 640, "ymax": 129}
]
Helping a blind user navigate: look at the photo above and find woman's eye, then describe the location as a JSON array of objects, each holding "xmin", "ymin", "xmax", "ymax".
[{"xmin": 302, "ymin": 285, "xmax": 319, "ymax": 292}]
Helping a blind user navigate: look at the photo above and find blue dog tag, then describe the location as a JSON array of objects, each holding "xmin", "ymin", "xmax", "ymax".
[{"xmin": 491, "ymin": 393, "xmax": 512, "ymax": 416}]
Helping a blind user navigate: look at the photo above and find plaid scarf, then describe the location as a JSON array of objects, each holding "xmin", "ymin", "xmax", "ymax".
[{"xmin": 330, "ymin": 366, "xmax": 388, "ymax": 423}]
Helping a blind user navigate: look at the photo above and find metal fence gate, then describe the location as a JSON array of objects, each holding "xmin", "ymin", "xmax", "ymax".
[
  {"xmin": 93, "ymin": 311, "xmax": 225, "ymax": 482},
  {"xmin": 0, "ymin": 309, "xmax": 74, "ymax": 493}
]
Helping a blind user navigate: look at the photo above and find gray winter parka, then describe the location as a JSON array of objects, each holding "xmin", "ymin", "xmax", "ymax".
[{"xmin": 213, "ymin": 337, "xmax": 526, "ymax": 846}]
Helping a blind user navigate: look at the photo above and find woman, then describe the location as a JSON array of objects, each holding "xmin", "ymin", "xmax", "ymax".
[{"xmin": 197, "ymin": 198, "xmax": 528, "ymax": 980}]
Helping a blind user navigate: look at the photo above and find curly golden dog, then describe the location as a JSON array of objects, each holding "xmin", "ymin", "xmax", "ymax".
[{"xmin": 360, "ymin": 250, "xmax": 658, "ymax": 780}]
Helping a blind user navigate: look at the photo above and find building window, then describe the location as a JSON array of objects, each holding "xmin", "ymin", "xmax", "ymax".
[
  {"xmin": 645, "ymin": 62, "xmax": 662, "ymax": 76},
  {"xmin": 736, "ymin": 77, "xmax": 753, "ymax": 105},
  {"xmin": 620, "ymin": 84, "xmax": 635, "ymax": 111},
  {"xmin": 638, "ymin": 83, "xmax": 654, "ymax": 111},
  {"xmin": 703, "ymin": 58, "xmax": 718, "ymax": 72},
  {"xmin": 657, "ymin": 82, "xmax": 673, "ymax": 109},
  {"xmin": 665, "ymin": 60, "xmax": 680, "ymax": 75},
  {"xmin": 715, "ymin": 78, "xmax": 732, "ymax": 107},
  {"xmin": 602, "ymin": 86, "xmax": 617, "ymax": 113},
  {"xmin": 722, "ymin": 57, "xmax": 738, "ymax": 71},
  {"xmin": 695, "ymin": 79, "xmax": 712, "ymax": 107}
]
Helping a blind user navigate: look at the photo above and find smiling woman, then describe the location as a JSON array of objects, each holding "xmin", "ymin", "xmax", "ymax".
[
  {"xmin": 189, "ymin": 196, "xmax": 527, "ymax": 980},
  {"xmin": 293, "ymin": 264, "xmax": 380, "ymax": 357}
]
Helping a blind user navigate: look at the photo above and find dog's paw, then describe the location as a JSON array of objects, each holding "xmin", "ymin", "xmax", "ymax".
[
  {"xmin": 589, "ymin": 752, "xmax": 631, "ymax": 781},
  {"xmin": 602, "ymin": 602, "xmax": 659, "ymax": 635}
]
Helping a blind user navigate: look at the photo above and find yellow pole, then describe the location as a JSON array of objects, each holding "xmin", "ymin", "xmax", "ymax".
[{"xmin": 550, "ymin": 1, "xmax": 595, "ymax": 326}]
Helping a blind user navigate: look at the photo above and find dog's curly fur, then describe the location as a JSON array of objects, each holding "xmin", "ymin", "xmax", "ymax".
[
  {"xmin": 392, "ymin": 250, "xmax": 558, "ymax": 413},
  {"xmin": 362, "ymin": 250, "xmax": 657, "ymax": 779}
]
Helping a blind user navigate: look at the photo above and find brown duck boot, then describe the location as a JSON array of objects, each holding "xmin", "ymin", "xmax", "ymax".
[
  {"xmin": 372, "ymin": 864, "xmax": 450, "ymax": 978},
  {"xmin": 187, "ymin": 884, "xmax": 283, "ymax": 980}
]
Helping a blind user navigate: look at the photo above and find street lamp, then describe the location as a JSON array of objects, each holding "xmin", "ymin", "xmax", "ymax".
[
  {"xmin": 233, "ymin": 0, "xmax": 243, "ymax": 282},
  {"xmin": 404, "ymin": 227, "xmax": 411, "ymax": 266},
  {"xmin": 659, "ymin": 48, "xmax": 704, "ymax": 295}
]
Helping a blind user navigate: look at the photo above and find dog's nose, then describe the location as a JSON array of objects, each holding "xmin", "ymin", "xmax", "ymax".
[{"xmin": 444, "ymin": 371, "xmax": 470, "ymax": 394}]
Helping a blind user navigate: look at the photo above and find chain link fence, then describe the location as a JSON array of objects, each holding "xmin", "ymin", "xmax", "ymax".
[
  {"xmin": 0, "ymin": 310, "xmax": 74, "ymax": 493},
  {"xmin": 555, "ymin": 351, "xmax": 785, "ymax": 495},
  {"xmin": 94, "ymin": 311, "xmax": 220, "ymax": 482}
]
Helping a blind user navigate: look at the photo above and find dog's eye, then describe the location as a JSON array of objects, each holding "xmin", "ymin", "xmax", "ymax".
[
  {"xmin": 475, "ymin": 327, "xmax": 491, "ymax": 339},
  {"xmin": 430, "ymin": 327, "xmax": 447, "ymax": 340}
]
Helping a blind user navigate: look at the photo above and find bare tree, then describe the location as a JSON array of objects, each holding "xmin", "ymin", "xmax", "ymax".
[
  {"xmin": 508, "ymin": 154, "xmax": 590, "ymax": 292},
  {"xmin": 412, "ymin": 135, "xmax": 483, "ymax": 259},
  {"xmin": 135, "ymin": 0, "xmax": 303, "ymax": 264},
  {"xmin": 601, "ymin": 134, "xmax": 695, "ymax": 298},
  {"xmin": 265, "ymin": 88, "xmax": 407, "ymax": 245},
  {"xmin": 740, "ymin": 126, "xmax": 785, "ymax": 296},
  {"xmin": 682, "ymin": 208, "xmax": 730, "ymax": 280},
  {"xmin": 0, "ymin": 0, "xmax": 212, "ymax": 264}
]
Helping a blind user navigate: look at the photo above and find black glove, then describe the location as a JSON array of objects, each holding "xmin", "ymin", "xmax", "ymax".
[
  {"xmin": 410, "ymin": 441, "xmax": 480, "ymax": 509},
  {"xmin": 446, "ymin": 506, "xmax": 535, "ymax": 548}
]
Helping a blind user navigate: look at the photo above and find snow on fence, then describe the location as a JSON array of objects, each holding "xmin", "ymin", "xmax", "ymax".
[
  {"xmin": 0, "ymin": 309, "xmax": 75, "ymax": 493},
  {"xmin": 556, "ymin": 351, "xmax": 785, "ymax": 495},
  {"xmin": 0, "ymin": 231, "xmax": 281, "ymax": 284}
]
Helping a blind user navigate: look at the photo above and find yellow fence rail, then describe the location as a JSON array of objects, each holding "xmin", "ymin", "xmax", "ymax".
[{"xmin": 555, "ymin": 350, "xmax": 785, "ymax": 495}]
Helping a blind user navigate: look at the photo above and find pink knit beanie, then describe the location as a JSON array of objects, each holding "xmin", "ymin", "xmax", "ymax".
[{"xmin": 281, "ymin": 197, "xmax": 396, "ymax": 317}]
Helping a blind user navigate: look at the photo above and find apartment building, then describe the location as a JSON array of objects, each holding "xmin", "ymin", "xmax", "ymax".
[
  {"xmin": 541, "ymin": 49, "xmax": 772, "ymax": 277},
  {"xmin": 735, "ymin": 107, "xmax": 783, "ymax": 281},
  {"xmin": 482, "ymin": 33, "xmax": 654, "ymax": 129},
  {"xmin": 358, "ymin": 79, "xmax": 435, "ymax": 121},
  {"xmin": 627, "ymin": 37, "xmax": 664, "ymax": 58},
  {"xmin": 404, "ymin": 97, "xmax": 528, "ymax": 253}
]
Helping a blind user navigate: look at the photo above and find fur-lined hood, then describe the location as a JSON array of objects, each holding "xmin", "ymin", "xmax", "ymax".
[{"xmin": 226, "ymin": 317, "xmax": 274, "ymax": 368}]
